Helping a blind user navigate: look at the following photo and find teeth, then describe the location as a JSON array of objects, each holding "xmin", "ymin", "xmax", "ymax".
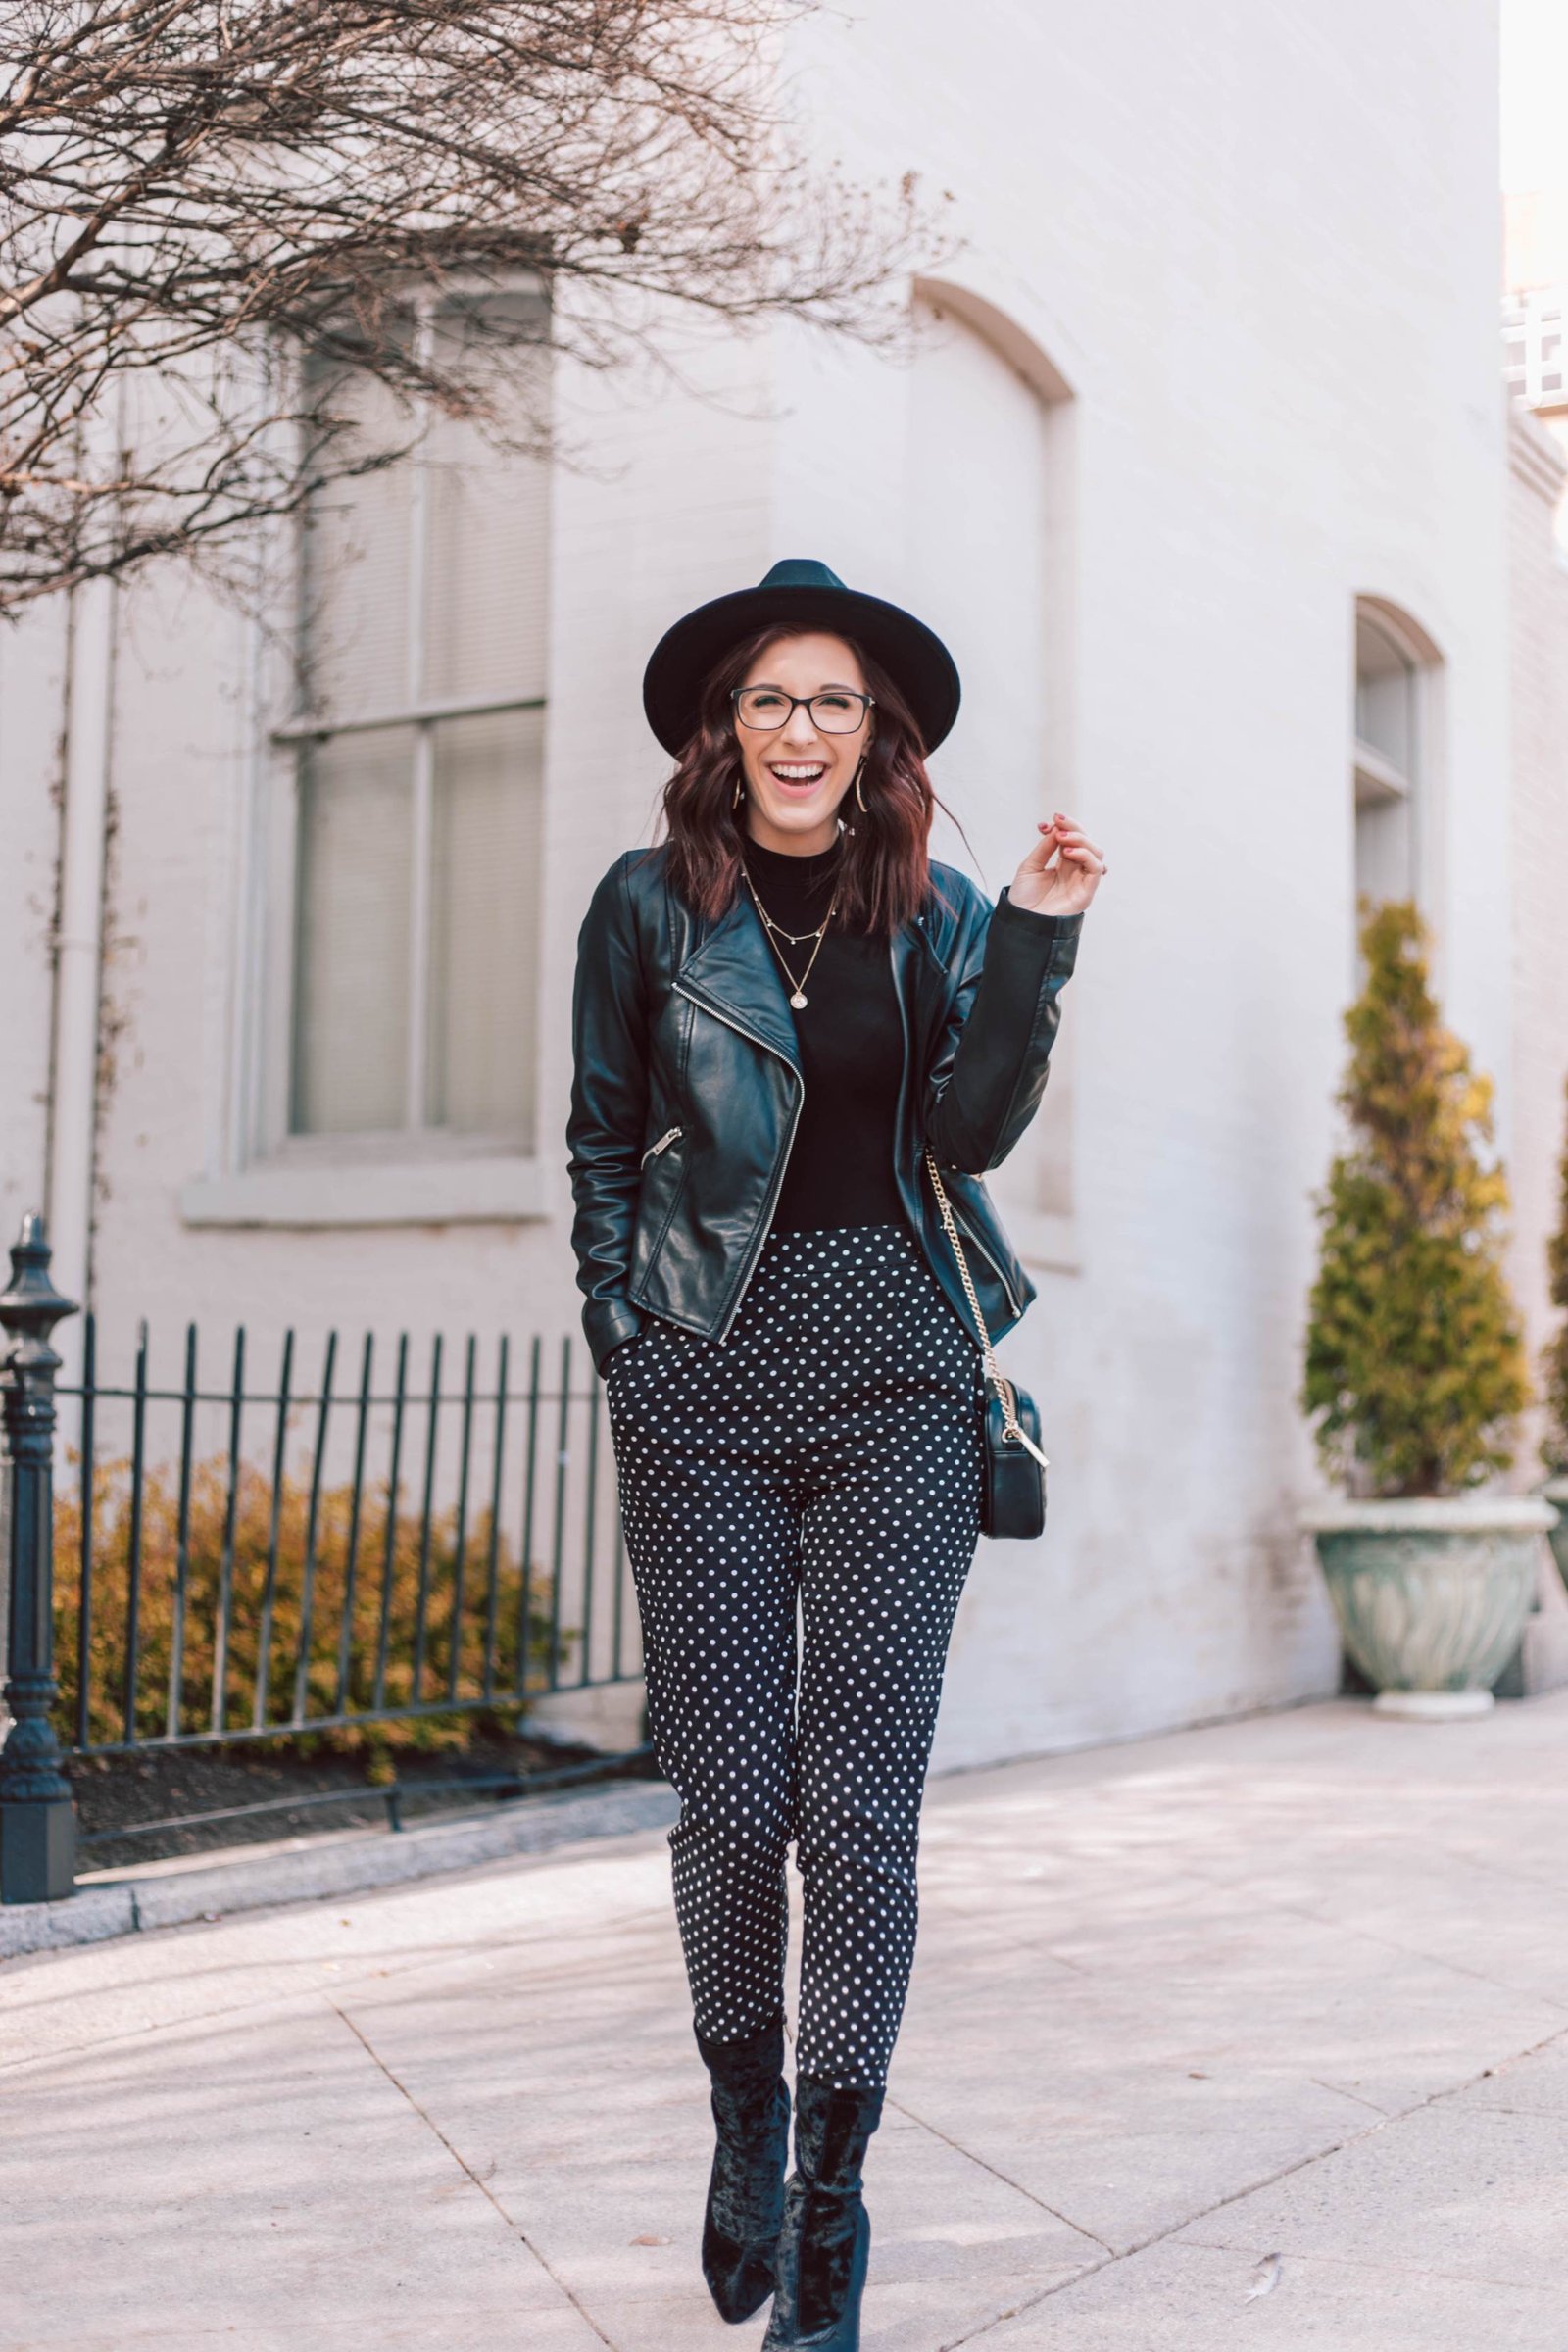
[{"xmin": 772, "ymin": 766, "xmax": 824, "ymax": 781}]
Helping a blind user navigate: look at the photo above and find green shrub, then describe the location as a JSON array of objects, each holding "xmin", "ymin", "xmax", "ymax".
[
  {"xmin": 1300, "ymin": 898, "xmax": 1530, "ymax": 1497},
  {"xmin": 1542, "ymin": 1073, "xmax": 1568, "ymax": 1477},
  {"xmin": 54, "ymin": 1453, "xmax": 566, "ymax": 1772}
]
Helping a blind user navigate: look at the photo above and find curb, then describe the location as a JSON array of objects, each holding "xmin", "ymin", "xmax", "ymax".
[{"xmin": 0, "ymin": 1779, "xmax": 680, "ymax": 1962}]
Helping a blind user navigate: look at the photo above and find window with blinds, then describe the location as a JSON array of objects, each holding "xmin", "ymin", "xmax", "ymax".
[{"xmin": 287, "ymin": 298, "xmax": 549, "ymax": 1152}]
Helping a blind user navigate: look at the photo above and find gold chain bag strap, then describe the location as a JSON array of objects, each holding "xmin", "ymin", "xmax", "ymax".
[{"xmin": 924, "ymin": 1147, "xmax": 1050, "ymax": 1540}]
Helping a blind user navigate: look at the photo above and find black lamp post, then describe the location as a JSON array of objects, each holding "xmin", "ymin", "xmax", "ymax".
[{"xmin": 0, "ymin": 1215, "xmax": 78, "ymax": 1903}]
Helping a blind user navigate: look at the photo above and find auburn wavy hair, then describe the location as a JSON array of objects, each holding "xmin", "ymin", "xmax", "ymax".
[{"xmin": 660, "ymin": 626, "xmax": 951, "ymax": 936}]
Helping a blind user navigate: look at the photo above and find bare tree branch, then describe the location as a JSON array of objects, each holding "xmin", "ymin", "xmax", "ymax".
[{"xmin": 0, "ymin": 0, "xmax": 945, "ymax": 615}]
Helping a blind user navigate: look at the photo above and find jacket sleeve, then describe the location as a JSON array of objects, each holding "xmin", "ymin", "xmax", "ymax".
[
  {"xmin": 565, "ymin": 856, "xmax": 650, "ymax": 1373},
  {"xmin": 923, "ymin": 888, "xmax": 1084, "ymax": 1175}
]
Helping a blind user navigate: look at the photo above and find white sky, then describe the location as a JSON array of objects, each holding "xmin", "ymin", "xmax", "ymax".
[{"xmin": 1501, "ymin": 0, "xmax": 1568, "ymax": 191}]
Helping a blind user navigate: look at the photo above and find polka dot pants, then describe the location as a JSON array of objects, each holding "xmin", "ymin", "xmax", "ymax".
[{"xmin": 605, "ymin": 1223, "xmax": 984, "ymax": 2089}]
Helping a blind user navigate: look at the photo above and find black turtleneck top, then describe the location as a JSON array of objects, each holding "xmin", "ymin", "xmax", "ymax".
[{"xmin": 739, "ymin": 834, "xmax": 908, "ymax": 1234}]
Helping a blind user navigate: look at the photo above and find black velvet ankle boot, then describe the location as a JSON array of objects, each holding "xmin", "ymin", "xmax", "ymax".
[
  {"xmin": 761, "ymin": 2075, "xmax": 884, "ymax": 2351},
  {"xmin": 695, "ymin": 2016, "xmax": 791, "ymax": 2324}
]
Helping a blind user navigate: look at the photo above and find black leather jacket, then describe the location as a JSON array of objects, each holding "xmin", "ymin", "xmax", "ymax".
[{"xmin": 565, "ymin": 845, "xmax": 1083, "ymax": 1375}]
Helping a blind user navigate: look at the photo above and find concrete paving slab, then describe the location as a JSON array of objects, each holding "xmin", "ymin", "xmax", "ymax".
[
  {"xmin": 582, "ymin": 2262, "xmax": 1099, "ymax": 2352},
  {"xmin": 887, "ymin": 1925, "xmax": 1563, "ymax": 2242},
  {"xmin": 888, "ymin": 2092, "xmax": 1367, "ymax": 2257},
  {"xmin": 0, "ymin": 1830, "xmax": 676, "ymax": 2073},
  {"xmin": 0, "ymin": 1999, "xmax": 596, "ymax": 2346},
  {"xmin": 4, "ymin": 2303, "xmax": 611, "ymax": 2352},
  {"xmin": 1173, "ymin": 1838, "xmax": 1568, "ymax": 2009},
  {"xmin": 1449, "ymin": 2032, "xmax": 1568, "ymax": 2116},
  {"xmin": 1176, "ymin": 2097, "xmax": 1568, "ymax": 2287},
  {"xmin": 334, "ymin": 1969, "xmax": 1102, "ymax": 2319},
  {"xmin": 970, "ymin": 2239, "xmax": 1568, "ymax": 2349}
]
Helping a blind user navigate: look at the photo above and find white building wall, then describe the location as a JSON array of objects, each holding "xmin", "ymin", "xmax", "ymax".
[
  {"xmin": 769, "ymin": 0, "xmax": 1513, "ymax": 1761},
  {"xmin": 0, "ymin": 599, "xmax": 71, "ymax": 1255},
  {"xmin": 0, "ymin": 0, "xmax": 1521, "ymax": 1766},
  {"xmin": 1506, "ymin": 410, "xmax": 1568, "ymax": 1464}
]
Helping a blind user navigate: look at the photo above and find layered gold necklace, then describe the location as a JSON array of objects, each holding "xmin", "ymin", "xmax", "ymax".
[{"xmin": 741, "ymin": 864, "xmax": 840, "ymax": 1010}]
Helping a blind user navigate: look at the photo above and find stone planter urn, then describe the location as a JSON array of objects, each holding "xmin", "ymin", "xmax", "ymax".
[
  {"xmin": 1543, "ymin": 1477, "xmax": 1568, "ymax": 1596},
  {"xmin": 1301, "ymin": 1495, "xmax": 1555, "ymax": 1718}
]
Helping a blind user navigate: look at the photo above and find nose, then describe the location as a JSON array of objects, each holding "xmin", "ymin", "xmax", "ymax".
[{"xmin": 781, "ymin": 704, "xmax": 823, "ymax": 750}]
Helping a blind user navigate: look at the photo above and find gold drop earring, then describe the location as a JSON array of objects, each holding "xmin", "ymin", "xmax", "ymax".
[
  {"xmin": 854, "ymin": 752, "xmax": 868, "ymax": 813},
  {"xmin": 733, "ymin": 775, "xmax": 744, "ymax": 810}
]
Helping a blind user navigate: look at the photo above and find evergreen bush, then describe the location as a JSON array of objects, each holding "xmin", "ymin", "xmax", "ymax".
[
  {"xmin": 1542, "ymin": 1074, "xmax": 1568, "ymax": 1478},
  {"xmin": 1301, "ymin": 899, "xmax": 1529, "ymax": 1497}
]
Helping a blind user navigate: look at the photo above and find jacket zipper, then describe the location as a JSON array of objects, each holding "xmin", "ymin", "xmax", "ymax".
[
  {"xmin": 673, "ymin": 982, "xmax": 803, "ymax": 1342},
  {"xmin": 640, "ymin": 1126, "xmax": 683, "ymax": 1167},
  {"xmin": 954, "ymin": 1208, "xmax": 1024, "ymax": 1323},
  {"xmin": 677, "ymin": 957, "xmax": 1023, "ymax": 1338},
  {"xmin": 892, "ymin": 938, "xmax": 1024, "ymax": 1323}
]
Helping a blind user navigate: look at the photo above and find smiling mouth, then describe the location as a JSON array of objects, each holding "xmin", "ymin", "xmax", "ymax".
[{"xmin": 767, "ymin": 762, "xmax": 828, "ymax": 787}]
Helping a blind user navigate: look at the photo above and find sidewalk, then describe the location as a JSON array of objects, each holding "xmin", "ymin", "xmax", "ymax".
[{"xmin": 5, "ymin": 1694, "xmax": 1568, "ymax": 2350}]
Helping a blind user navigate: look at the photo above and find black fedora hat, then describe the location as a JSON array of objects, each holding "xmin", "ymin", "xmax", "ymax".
[{"xmin": 642, "ymin": 558, "xmax": 961, "ymax": 757}]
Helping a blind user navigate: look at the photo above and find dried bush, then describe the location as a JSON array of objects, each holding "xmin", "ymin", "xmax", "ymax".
[{"xmin": 54, "ymin": 1450, "xmax": 568, "ymax": 1770}]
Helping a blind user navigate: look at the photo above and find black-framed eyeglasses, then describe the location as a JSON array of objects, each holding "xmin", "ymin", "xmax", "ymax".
[{"xmin": 731, "ymin": 686, "xmax": 875, "ymax": 735}]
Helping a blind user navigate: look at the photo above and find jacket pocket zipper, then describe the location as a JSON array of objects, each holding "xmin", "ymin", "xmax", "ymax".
[
  {"xmin": 640, "ymin": 1126, "xmax": 683, "ymax": 1167},
  {"xmin": 670, "ymin": 979, "xmax": 805, "ymax": 1342},
  {"xmin": 940, "ymin": 1178, "xmax": 1024, "ymax": 1321}
]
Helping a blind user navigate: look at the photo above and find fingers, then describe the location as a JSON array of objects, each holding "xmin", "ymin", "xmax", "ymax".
[{"xmin": 1037, "ymin": 812, "xmax": 1107, "ymax": 875}]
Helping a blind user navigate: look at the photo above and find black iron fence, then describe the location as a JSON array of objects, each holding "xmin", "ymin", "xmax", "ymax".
[
  {"xmin": 0, "ymin": 1214, "xmax": 644, "ymax": 1903},
  {"xmin": 61, "ymin": 1315, "xmax": 637, "ymax": 1753}
]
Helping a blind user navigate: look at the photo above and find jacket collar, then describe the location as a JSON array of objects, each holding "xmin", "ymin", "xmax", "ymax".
[{"xmin": 675, "ymin": 897, "xmax": 802, "ymax": 1071}]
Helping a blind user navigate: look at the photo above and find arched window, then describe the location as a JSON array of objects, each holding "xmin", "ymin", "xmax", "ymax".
[
  {"xmin": 1353, "ymin": 598, "xmax": 1440, "ymax": 914},
  {"xmin": 906, "ymin": 283, "xmax": 1078, "ymax": 1251}
]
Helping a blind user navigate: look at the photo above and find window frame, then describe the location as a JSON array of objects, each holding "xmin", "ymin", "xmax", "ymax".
[
  {"xmin": 1350, "ymin": 595, "xmax": 1446, "ymax": 976},
  {"xmin": 190, "ymin": 285, "xmax": 554, "ymax": 1227}
]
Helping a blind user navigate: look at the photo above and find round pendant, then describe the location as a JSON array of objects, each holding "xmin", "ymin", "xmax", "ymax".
[{"xmin": 790, "ymin": 991, "xmax": 808, "ymax": 1009}]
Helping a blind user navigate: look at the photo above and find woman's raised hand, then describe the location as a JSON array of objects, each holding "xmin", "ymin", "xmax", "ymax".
[{"xmin": 1009, "ymin": 812, "xmax": 1107, "ymax": 917}]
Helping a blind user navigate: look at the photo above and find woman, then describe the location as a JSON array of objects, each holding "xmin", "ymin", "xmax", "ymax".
[{"xmin": 566, "ymin": 558, "xmax": 1103, "ymax": 2348}]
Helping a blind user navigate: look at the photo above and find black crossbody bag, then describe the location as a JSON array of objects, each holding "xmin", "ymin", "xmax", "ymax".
[{"xmin": 924, "ymin": 1148, "xmax": 1050, "ymax": 1541}]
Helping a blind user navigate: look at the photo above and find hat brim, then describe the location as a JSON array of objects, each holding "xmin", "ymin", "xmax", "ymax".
[{"xmin": 642, "ymin": 582, "xmax": 960, "ymax": 758}]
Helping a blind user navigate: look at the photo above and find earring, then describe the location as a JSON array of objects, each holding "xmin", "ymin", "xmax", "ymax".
[
  {"xmin": 733, "ymin": 777, "xmax": 744, "ymax": 810},
  {"xmin": 854, "ymin": 755, "xmax": 868, "ymax": 814}
]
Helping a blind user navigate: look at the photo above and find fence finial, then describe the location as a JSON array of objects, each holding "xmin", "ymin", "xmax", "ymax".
[{"xmin": 0, "ymin": 1214, "xmax": 79, "ymax": 1904}]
